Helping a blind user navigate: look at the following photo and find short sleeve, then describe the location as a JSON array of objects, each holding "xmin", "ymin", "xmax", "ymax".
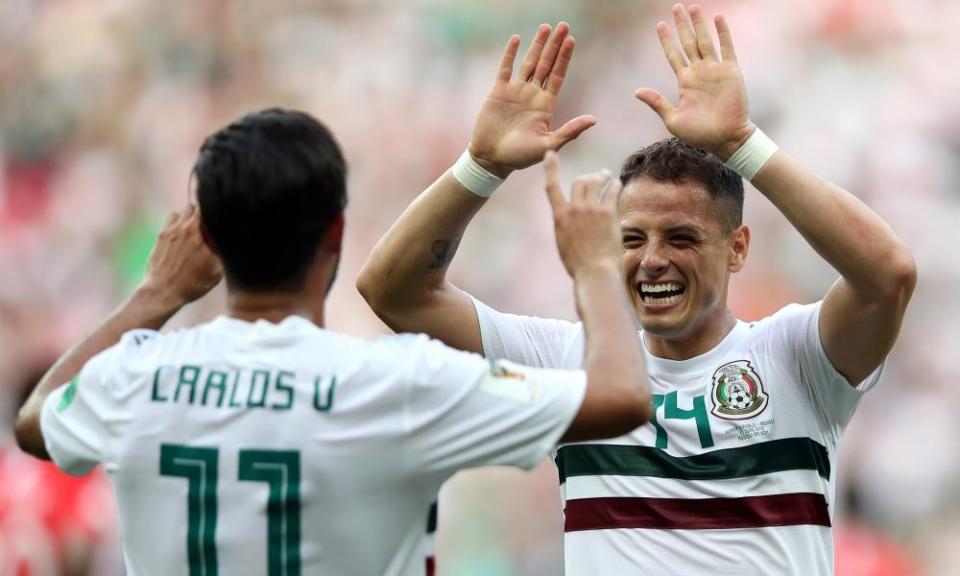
[
  {"xmin": 40, "ymin": 348, "xmax": 120, "ymax": 476},
  {"xmin": 402, "ymin": 336, "xmax": 586, "ymax": 481},
  {"xmin": 471, "ymin": 297, "xmax": 582, "ymax": 368},
  {"xmin": 772, "ymin": 302, "xmax": 883, "ymax": 429}
]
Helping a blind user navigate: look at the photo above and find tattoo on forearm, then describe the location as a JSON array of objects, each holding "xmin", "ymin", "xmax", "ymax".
[{"xmin": 428, "ymin": 238, "xmax": 462, "ymax": 270}]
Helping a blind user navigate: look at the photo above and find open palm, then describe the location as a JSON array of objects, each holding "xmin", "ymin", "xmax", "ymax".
[
  {"xmin": 635, "ymin": 4, "xmax": 754, "ymax": 159},
  {"xmin": 469, "ymin": 23, "xmax": 596, "ymax": 178}
]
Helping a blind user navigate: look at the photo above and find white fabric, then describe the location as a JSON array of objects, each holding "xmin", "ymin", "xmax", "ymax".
[
  {"xmin": 473, "ymin": 298, "xmax": 882, "ymax": 576},
  {"xmin": 724, "ymin": 128, "xmax": 779, "ymax": 181},
  {"xmin": 450, "ymin": 149, "xmax": 504, "ymax": 198},
  {"xmin": 41, "ymin": 315, "xmax": 585, "ymax": 576}
]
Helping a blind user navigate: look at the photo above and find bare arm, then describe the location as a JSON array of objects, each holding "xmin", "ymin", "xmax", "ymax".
[
  {"xmin": 358, "ymin": 23, "xmax": 596, "ymax": 354},
  {"xmin": 637, "ymin": 4, "xmax": 916, "ymax": 385},
  {"xmin": 14, "ymin": 206, "xmax": 223, "ymax": 459},
  {"xmin": 540, "ymin": 153, "xmax": 651, "ymax": 441}
]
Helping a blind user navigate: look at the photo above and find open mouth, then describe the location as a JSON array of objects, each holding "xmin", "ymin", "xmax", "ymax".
[{"xmin": 638, "ymin": 282, "xmax": 686, "ymax": 306}]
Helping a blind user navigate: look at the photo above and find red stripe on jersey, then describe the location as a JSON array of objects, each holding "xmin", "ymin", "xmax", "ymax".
[
  {"xmin": 426, "ymin": 556, "xmax": 435, "ymax": 576},
  {"xmin": 565, "ymin": 493, "xmax": 831, "ymax": 532}
]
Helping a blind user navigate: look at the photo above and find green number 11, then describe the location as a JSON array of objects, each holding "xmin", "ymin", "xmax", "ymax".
[
  {"xmin": 160, "ymin": 444, "xmax": 302, "ymax": 576},
  {"xmin": 650, "ymin": 392, "xmax": 714, "ymax": 449}
]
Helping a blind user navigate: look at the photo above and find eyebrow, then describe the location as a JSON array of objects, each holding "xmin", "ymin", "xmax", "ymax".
[{"xmin": 621, "ymin": 225, "xmax": 707, "ymax": 236}]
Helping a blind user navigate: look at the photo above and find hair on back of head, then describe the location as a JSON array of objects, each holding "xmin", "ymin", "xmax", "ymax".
[
  {"xmin": 193, "ymin": 108, "xmax": 347, "ymax": 292},
  {"xmin": 619, "ymin": 137, "xmax": 744, "ymax": 234}
]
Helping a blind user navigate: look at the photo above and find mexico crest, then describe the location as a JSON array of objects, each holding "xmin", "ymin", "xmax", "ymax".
[{"xmin": 710, "ymin": 360, "xmax": 768, "ymax": 420}]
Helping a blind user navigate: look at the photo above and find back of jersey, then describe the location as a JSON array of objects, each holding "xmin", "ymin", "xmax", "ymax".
[{"xmin": 40, "ymin": 315, "xmax": 585, "ymax": 576}]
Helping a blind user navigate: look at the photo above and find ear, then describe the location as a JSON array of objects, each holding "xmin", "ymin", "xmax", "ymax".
[
  {"xmin": 728, "ymin": 224, "xmax": 749, "ymax": 273},
  {"xmin": 324, "ymin": 212, "xmax": 345, "ymax": 254}
]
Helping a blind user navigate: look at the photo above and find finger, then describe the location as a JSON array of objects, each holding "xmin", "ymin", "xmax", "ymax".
[
  {"xmin": 571, "ymin": 176, "xmax": 590, "ymax": 203},
  {"xmin": 518, "ymin": 24, "xmax": 551, "ymax": 82},
  {"xmin": 550, "ymin": 114, "xmax": 597, "ymax": 150},
  {"xmin": 672, "ymin": 4, "xmax": 701, "ymax": 62},
  {"xmin": 601, "ymin": 178, "xmax": 623, "ymax": 209},
  {"xmin": 634, "ymin": 88, "xmax": 676, "ymax": 125},
  {"xmin": 532, "ymin": 22, "xmax": 569, "ymax": 86},
  {"xmin": 545, "ymin": 36, "xmax": 575, "ymax": 94},
  {"xmin": 656, "ymin": 22, "xmax": 687, "ymax": 73},
  {"xmin": 715, "ymin": 14, "xmax": 737, "ymax": 62},
  {"xmin": 689, "ymin": 5, "xmax": 718, "ymax": 61},
  {"xmin": 587, "ymin": 170, "xmax": 612, "ymax": 202},
  {"xmin": 496, "ymin": 35, "xmax": 521, "ymax": 83},
  {"xmin": 543, "ymin": 151, "xmax": 565, "ymax": 211}
]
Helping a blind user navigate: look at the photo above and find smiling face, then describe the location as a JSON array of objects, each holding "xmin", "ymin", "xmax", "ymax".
[{"xmin": 619, "ymin": 176, "xmax": 749, "ymax": 346}]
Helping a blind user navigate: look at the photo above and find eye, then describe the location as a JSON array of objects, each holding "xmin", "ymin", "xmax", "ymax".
[
  {"xmin": 622, "ymin": 235, "xmax": 644, "ymax": 248},
  {"xmin": 670, "ymin": 234, "xmax": 698, "ymax": 246}
]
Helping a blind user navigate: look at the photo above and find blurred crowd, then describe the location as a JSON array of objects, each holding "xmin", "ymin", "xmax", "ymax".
[{"xmin": 1, "ymin": 0, "xmax": 958, "ymax": 574}]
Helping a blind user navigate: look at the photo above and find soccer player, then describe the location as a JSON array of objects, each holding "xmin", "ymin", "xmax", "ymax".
[
  {"xmin": 358, "ymin": 6, "xmax": 916, "ymax": 575},
  {"xmin": 13, "ymin": 109, "xmax": 653, "ymax": 575}
]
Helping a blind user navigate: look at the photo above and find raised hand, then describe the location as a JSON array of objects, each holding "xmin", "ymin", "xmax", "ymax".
[
  {"xmin": 543, "ymin": 151, "xmax": 624, "ymax": 280},
  {"xmin": 469, "ymin": 23, "xmax": 597, "ymax": 178},
  {"xmin": 635, "ymin": 4, "xmax": 754, "ymax": 160},
  {"xmin": 142, "ymin": 205, "xmax": 223, "ymax": 309}
]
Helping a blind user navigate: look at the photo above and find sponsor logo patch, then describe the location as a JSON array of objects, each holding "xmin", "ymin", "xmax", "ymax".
[{"xmin": 481, "ymin": 360, "xmax": 539, "ymax": 403}]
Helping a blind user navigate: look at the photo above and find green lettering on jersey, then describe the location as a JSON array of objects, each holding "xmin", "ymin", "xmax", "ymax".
[
  {"xmin": 151, "ymin": 366, "xmax": 175, "ymax": 403},
  {"xmin": 58, "ymin": 375, "xmax": 80, "ymax": 412},
  {"xmin": 651, "ymin": 392, "xmax": 715, "ymax": 449},
  {"xmin": 248, "ymin": 370, "xmax": 270, "ymax": 408},
  {"xmin": 159, "ymin": 445, "xmax": 302, "ymax": 576},
  {"xmin": 227, "ymin": 370, "xmax": 244, "ymax": 408},
  {"xmin": 312, "ymin": 376, "xmax": 336, "ymax": 412},
  {"xmin": 272, "ymin": 371, "xmax": 295, "ymax": 411},
  {"xmin": 202, "ymin": 370, "xmax": 229, "ymax": 408},
  {"xmin": 159, "ymin": 444, "xmax": 219, "ymax": 576},
  {"xmin": 175, "ymin": 365, "xmax": 202, "ymax": 405},
  {"xmin": 239, "ymin": 450, "xmax": 302, "ymax": 575}
]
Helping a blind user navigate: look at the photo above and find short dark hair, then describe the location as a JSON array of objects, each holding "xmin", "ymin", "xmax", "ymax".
[
  {"xmin": 193, "ymin": 108, "xmax": 347, "ymax": 292},
  {"xmin": 619, "ymin": 137, "xmax": 743, "ymax": 234}
]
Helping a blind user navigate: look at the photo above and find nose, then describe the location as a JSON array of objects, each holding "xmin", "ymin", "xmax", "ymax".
[{"xmin": 640, "ymin": 240, "xmax": 669, "ymax": 276}]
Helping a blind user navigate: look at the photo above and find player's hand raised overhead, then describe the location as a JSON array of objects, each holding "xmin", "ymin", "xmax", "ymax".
[
  {"xmin": 469, "ymin": 23, "xmax": 597, "ymax": 178},
  {"xmin": 636, "ymin": 4, "xmax": 754, "ymax": 160},
  {"xmin": 142, "ymin": 204, "xmax": 223, "ymax": 309},
  {"xmin": 543, "ymin": 151, "xmax": 624, "ymax": 280}
]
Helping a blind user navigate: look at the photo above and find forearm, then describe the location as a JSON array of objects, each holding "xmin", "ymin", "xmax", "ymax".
[
  {"xmin": 575, "ymin": 265, "xmax": 651, "ymax": 429},
  {"xmin": 359, "ymin": 170, "xmax": 487, "ymax": 311},
  {"xmin": 752, "ymin": 151, "xmax": 915, "ymax": 298},
  {"xmin": 14, "ymin": 285, "xmax": 182, "ymax": 458}
]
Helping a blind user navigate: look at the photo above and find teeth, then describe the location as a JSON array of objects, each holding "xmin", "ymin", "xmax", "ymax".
[
  {"xmin": 644, "ymin": 293, "xmax": 683, "ymax": 305},
  {"xmin": 640, "ymin": 282, "xmax": 683, "ymax": 294}
]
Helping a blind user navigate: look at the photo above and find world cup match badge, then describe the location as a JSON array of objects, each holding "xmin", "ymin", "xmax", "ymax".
[{"xmin": 710, "ymin": 360, "xmax": 768, "ymax": 420}]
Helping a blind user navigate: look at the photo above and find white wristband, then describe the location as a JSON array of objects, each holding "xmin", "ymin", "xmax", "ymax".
[
  {"xmin": 724, "ymin": 128, "xmax": 779, "ymax": 181},
  {"xmin": 451, "ymin": 149, "xmax": 504, "ymax": 198}
]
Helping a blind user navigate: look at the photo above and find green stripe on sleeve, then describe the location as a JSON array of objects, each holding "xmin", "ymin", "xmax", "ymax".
[{"xmin": 57, "ymin": 375, "xmax": 80, "ymax": 412}]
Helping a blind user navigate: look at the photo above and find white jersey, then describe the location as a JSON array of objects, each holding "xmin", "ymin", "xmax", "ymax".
[
  {"xmin": 473, "ymin": 299, "xmax": 882, "ymax": 576},
  {"xmin": 40, "ymin": 315, "xmax": 585, "ymax": 576}
]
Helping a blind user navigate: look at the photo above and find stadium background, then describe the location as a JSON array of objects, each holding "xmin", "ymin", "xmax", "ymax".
[{"xmin": 0, "ymin": 0, "xmax": 957, "ymax": 574}]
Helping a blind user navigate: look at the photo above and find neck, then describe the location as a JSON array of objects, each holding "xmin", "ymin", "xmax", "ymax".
[
  {"xmin": 643, "ymin": 309, "xmax": 737, "ymax": 360},
  {"xmin": 227, "ymin": 290, "xmax": 325, "ymax": 327}
]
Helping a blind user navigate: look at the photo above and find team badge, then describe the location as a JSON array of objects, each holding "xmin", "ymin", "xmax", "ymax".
[{"xmin": 710, "ymin": 360, "xmax": 768, "ymax": 420}]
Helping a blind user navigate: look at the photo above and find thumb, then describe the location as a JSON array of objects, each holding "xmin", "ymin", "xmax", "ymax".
[
  {"xmin": 550, "ymin": 114, "xmax": 597, "ymax": 151},
  {"xmin": 634, "ymin": 88, "xmax": 675, "ymax": 124}
]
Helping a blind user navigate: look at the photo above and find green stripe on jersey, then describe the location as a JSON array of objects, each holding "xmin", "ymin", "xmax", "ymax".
[{"xmin": 556, "ymin": 437, "xmax": 830, "ymax": 483}]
